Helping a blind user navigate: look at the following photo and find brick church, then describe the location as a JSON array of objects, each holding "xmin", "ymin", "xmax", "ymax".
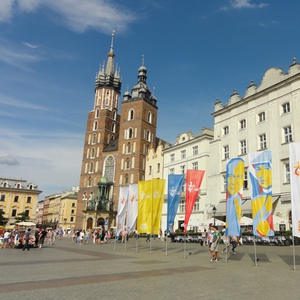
[{"xmin": 76, "ymin": 33, "xmax": 158, "ymax": 229}]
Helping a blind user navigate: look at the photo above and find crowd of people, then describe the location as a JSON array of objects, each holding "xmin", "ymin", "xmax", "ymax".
[{"xmin": 0, "ymin": 227, "xmax": 63, "ymax": 250}]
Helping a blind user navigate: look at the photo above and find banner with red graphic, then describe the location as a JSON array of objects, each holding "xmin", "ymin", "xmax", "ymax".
[
  {"xmin": 289, "ymin": 143, "xmax": 300, "ymax": 237},
  {"xmin": 184, "ymin": 170, "xmax": 205, "ymax": 233}
]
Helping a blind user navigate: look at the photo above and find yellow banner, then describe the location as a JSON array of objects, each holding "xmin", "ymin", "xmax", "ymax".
[
  {"xmin": 137, "ymin": 179, "xmax": 165, "ymax": 234},
  {"xmin": 152, "ymin": 178, "xmax": 165, "ymax": 235},
  {"xmin": 137, "ymin": 180, "xmax": 152, "ymax": 234}
]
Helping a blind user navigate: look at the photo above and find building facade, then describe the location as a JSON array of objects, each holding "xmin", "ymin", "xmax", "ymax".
[
  {"xmin": 41, "ymin": 188, "xmax": 78, "ymax": 229},
  {"xmin": 76, "ymin": 34, "xmax": 158, "ymax": 229},
  {"xmin": 0, "ymin": 178, "xmax": 41, "ymax": 225},
  {"xmin": 208, "ymin": 59, "xmax": 300, "ymax": 231},
  {"xmin": 161, "ymin": 129, "xmax": 214, "ymax": 232}
]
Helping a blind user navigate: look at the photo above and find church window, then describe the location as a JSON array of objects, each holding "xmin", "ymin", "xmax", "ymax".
[
  {"xmin": 93, "ymin": 121, "xmax": 98, "ymax": 131},
  {"xmin": 125, "ymin": 158, "xmax": 130, "ymax": 170},
  {"xmin": 147, "ymin": 111, "xmax": 152, "ymax": 124},
  {"xmin": 128, "ymin": 128, "xmax": 134, "ymax": 139},
  {"xmin": 125, "ymin": 174, "xmax": 129, "ymax": 184},
  {"xmin": 128, "ymin": 109, "xmax": 134, "ymax": 121},
  {"xmin": 113, "ymin": 111, "xmax": 117, "ymax": 120},
  {"xmin": 104, "ymin": 156, "xmax": 115, "ymax": 182},
  {"xmin": 92, "ymin": 134, "xmax": 97, "ymax": 144},
  {"xmin": 127, "ymin": 142, "xmax": 131, "ymax": 154},
  {"xmin": 95, "ymin": 109, "xmax": 99, "ymax": 118},
  {"xmin": 89, "ymin": 162, "xmax": 94, "ymax": 173}
]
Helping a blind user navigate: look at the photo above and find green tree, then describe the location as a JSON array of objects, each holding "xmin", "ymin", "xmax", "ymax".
[
  {"xmin": 0, "ymin": 210, "xmax": 8, "ymax": 226},
  {"xmin": 15, "ymin": 211, "xmax": 30, "ymax": 223}
]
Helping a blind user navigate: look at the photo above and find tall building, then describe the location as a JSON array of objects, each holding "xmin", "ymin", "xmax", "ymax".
[
  {"xmin": 76, "ymin": 33, "xmax": 158, "ymax": 229},
  {"xmin": 0, "ymin": 178, "xmax": 41, "ymax": 225}
]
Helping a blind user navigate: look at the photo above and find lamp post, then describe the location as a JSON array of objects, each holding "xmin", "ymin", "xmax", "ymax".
[{"xmin": 212, "ymin": 206, "xmax": 217, "ymax": 227}]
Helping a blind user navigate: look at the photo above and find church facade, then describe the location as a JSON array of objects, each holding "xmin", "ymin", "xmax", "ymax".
[{"xmin": 76, "ymin": 34, "xmax": 158, "ymax": 229}]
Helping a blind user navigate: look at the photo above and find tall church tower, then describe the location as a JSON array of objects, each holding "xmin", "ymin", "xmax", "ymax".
[
  {"xmin": 76, "ymin": 32, "xmax": 121, "ymax": 228},
  {"xmin": 116, "ymin": 61, "xmax": 158, "ymax": 186},
  {"xmin": 76, "ymin": 35, "xmax": 158, "ymax": 230}
]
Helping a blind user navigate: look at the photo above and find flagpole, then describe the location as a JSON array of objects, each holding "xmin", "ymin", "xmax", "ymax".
[
  {"xmin": 253, "ymin": 236, "xmax": 258, "ymax": 267},
  {"xmin": 292, "ymin": 234, "xmax": 296, "ymax": 271},
  {"xmin": 165, "ymin": 234, "xmax": 168, "ymax": 256}
]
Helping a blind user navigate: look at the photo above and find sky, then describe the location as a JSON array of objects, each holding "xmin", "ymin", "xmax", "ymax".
[{"xmin": 1, "ymin": 0, "xmax": 300, "ymax": 197}]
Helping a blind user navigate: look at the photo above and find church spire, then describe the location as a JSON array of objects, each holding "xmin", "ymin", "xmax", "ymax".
[
  {"xmin": 95, "ymin": 30, "xmax": 121, "ymax": 92},
  {"xmin": 105, "ymin": 30, "xmax": 116, "ymax": 75}
]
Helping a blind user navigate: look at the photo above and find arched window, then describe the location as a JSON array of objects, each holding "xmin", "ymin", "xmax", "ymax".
[
  {"xmin": 125, "ymin": 158, "xmax": 130, "ymax": 170},
  {"xmin": 91, "ymin": 148, "xmax": 95, "ymax": 158},
  {"xmin": 112, "ymin": 123, "xmax": 116, "ymax": 133},
  {"xmin": 128, "ymin": 109, "xmax": 134, "ymax": 121},
  {"xmin": 93, "ymin": 121, "xmax": 98, "ymax": 131},
  {"xmin": 128, "ymin": 128, "xmax": 133, "ymax": 139},
  {"xmin": 127, "ymin": 142, "xmax": 131, "ymax": 154},
  {"xmin": 125, "ymin": 174, "xmax": 129, "ymax": 184},
  {"xmin": 104, "ymin": 156, "xmax": 115, "ymax": 182},
  {"xmin": 147, "ymin": 111, "xmax": 152, "ymax": 124},
  {"xmin": 88, "ymin": 177, "xmax": 92, "ymax": 187},
  {"xmin": 113, "ymin": 111, "xmax": 117, "ymax": 120},
  {"xmin": 95, "ymin": 109, "xmax": 99, "ymax": 118},
  {"xmin": 89, "ymin": 162, "xmax": 94, "ymax": 173}
]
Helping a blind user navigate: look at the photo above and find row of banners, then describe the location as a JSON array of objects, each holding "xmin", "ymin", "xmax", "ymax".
[{"xmin": 116, "ymin": 143, "xmax": 300, "ymax": 238}]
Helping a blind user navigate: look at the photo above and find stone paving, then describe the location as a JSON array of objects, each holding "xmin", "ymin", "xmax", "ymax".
[{"xmin": 0, "ymin": 238, "xmax": 299, "ymax": 300}]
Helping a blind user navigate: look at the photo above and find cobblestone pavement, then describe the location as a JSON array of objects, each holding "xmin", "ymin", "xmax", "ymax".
[{"xmin": 0, "ymin": 238, "xmax": 299, "ymax": 300}]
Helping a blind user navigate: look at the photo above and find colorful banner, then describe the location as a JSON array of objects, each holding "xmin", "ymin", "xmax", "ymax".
[
  {"xmin": 137, "ymin": 180, "xmax": 152, "ymax": 234},
  {"xmin": 116, "ymin": 186, "xmax": 128, "ymax": 236},
  {"xmin": 184, "ymin": 170, "xmax": 205, "ymax": 233},
  {"xmin": 127, "ymin": 184, "xmax": 138, "ymax": 233},
  {"xmin": 137, "ymin": 179, "xmax": 165, "ymax": 234},
  {"xmin": 289, "ymin": 143, "xmax": 300, "ymax": 237},
  {"xmin": 226, "ymin": 158, "xmax": 244, "ymax": 237},
  {"xmin": 167, "ymin": 174, "xmax": 184, "ymax": 233},
  {"xmin": 249, "ymin": 150, "xmax": 274, "ymax": 237},
  {"xmin": 151, "ymin": 178, "xmax": 165, "ymax": 235}
]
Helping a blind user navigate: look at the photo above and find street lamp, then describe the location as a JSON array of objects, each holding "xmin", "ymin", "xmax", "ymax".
[{"xmin": 212, "ymin": 206, "xmax": 217, "ymax": 227}]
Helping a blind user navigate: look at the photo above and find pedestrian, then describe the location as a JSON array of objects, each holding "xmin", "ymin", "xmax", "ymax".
[
  {"xmin": 22, "ymin": 228, "xmax": 31, "ymax": 251},
  {"xmin": 209, "ymin": 227, "xmax": 221, "ymax": 262}
]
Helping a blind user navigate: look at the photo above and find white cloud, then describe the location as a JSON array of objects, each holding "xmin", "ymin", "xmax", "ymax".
[
  {"xmin": 17, "ymin": 0, "xmax": 40, "ymax": 12},
  {"xmin": 0, "ymin": 0, "xmax": 135, "ymax": 33},
  {"xmin": 222, "ymin": 0, "xmax": 268, "ymax": 10},
  {"xmin": 0, "ymin": 0, "xmax": 14, "ymax": 22},
  {"xmin": 0, "ymin": 40, "xmax": 42, "ymax": 69},
  {"xmin": 23, "ymin": 42, "xmax": 39, "ymax": 49},
  {"xmin": 0, "ymin": 94, "xmax": 49, "ymax": 111},
  {"xmin": 0, "ymin": 128, "xmax": 83, "ymax": 197}
]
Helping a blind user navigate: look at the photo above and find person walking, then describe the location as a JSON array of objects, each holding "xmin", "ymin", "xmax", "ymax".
[{"xmin": 22, "ymin": 228, "xmax": 31, "ymax": 251}]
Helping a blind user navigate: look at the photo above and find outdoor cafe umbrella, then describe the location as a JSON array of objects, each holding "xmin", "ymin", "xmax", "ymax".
[{"xmin": 16, "ymin": 221, "xmax": 36, "ymax": 227}]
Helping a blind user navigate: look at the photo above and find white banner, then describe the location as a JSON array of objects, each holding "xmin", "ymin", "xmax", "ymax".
[
  {"xmin": 127, "ymin": 184, "xmax": 138, "ymax": 233},
  {"xmin": 289, "ymin": 143, "xmax": 300, "ymax": 237},
  {"xmin": 116, "ymin": 186, "xmax": 129, "ymax": 236}
]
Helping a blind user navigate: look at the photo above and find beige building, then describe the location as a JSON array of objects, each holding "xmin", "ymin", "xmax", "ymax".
[
  {"xmin": 145, "ymin": 139, "xmax": 171, "ymax": 181},
  {"xmin": 0, "ymin": 178, "xmax": 41, "ymax": 225},
  {"xmin": 41, "ymin": 188, "xmax": 78, "ymax": 229}
]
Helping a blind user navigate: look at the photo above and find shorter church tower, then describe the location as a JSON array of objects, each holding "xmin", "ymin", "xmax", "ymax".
[{"xmin": 115, "ymin": 61, "xmax": 158, "ymax": 187}]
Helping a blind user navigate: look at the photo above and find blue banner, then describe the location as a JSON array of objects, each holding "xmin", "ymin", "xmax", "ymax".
[
  {"xmin": 167, "ymin": 174, "xmax": 184, "ymax": 233},
  {"xmin": 226, "ymin": 158, "xmax": 244, "ymax": 237}
]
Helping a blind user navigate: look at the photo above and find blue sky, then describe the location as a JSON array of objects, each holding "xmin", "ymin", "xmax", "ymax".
[{"xmin": 0, "ymin": 0, "xmax": 300, "ymax": 197}]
